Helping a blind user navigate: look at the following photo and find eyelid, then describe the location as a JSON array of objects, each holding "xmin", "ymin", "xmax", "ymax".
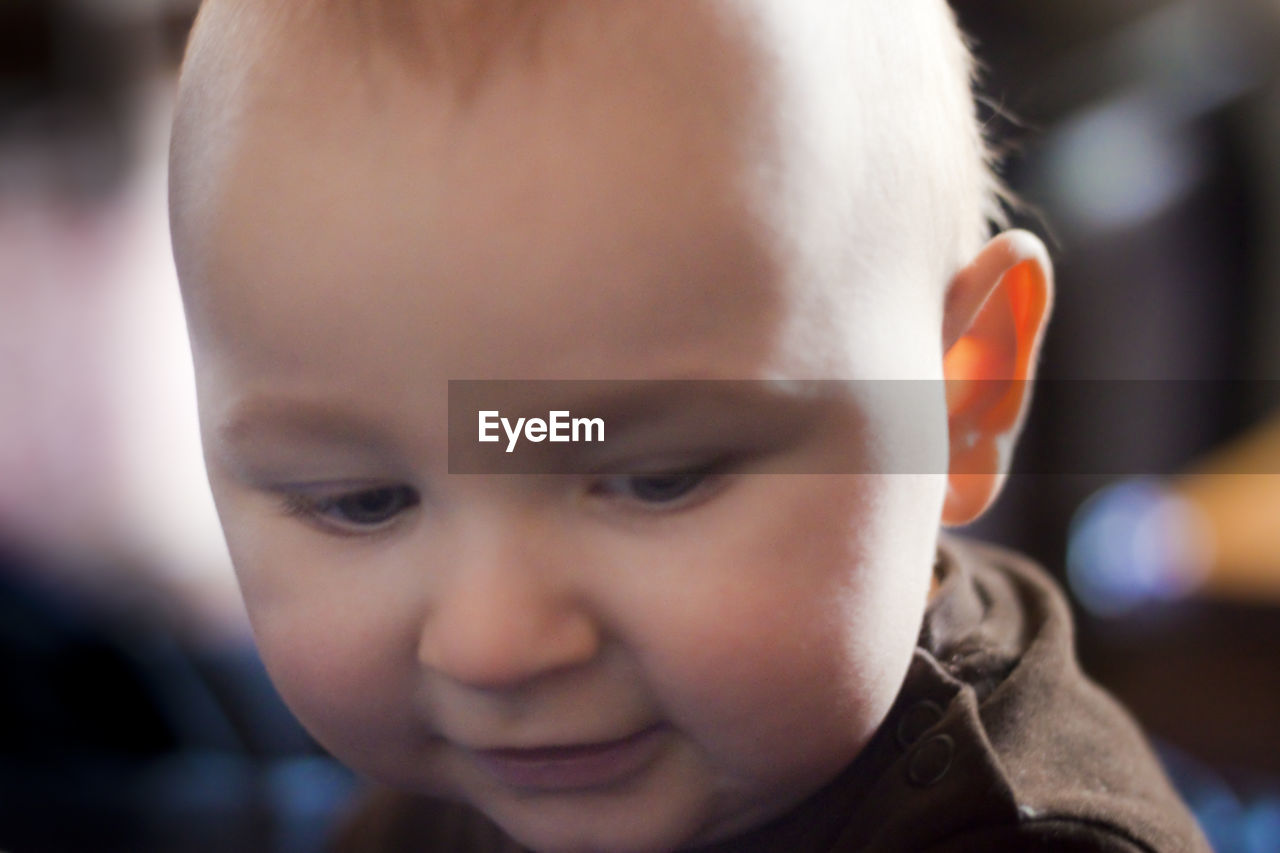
[
  {"xmin": 586, "ymin": 450, "xmax": 738, "ymax": 478},
  {"xmin": 273, "ymin": 481, "xmax": 420, "ymax": 537},
  {"xmin": 588, "ymin": 456, "xmax": 736, "ymax": 512},
  {"xmin": 271, "ymin": 478, "xmax": 397, "ymax": 496},
  {"xmin": 593, "ymin": 473, "xmax": 730, "ymax": 515}
]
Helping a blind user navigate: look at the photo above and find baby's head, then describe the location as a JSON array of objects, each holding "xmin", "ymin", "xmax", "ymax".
[{"xmin": 170, "ymin": 2, "xmax": 1051, "ymax": 850}]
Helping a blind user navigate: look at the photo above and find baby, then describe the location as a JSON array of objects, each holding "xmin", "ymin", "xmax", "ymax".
[{"xmin": 169, "ymin": 1, "xmax": 1209, "ymax": 851}]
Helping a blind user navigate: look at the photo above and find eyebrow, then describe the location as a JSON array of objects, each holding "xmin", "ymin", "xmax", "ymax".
[{"xmin": 214, "ymin": 397, "xmax": 406, "ymax": 456}]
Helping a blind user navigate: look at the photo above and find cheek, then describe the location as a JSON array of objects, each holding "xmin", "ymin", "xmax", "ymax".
[
  {"xmin": 218, "ymin": 506, "xmax": 429, "ymax": 779},
  {"xmin": 255, "ymin": 601, "xmax": 436, "ymax": 790},
  {"xmin": 252, "ymin": 597, "xmax": 405, "ymax": 744},
  {"xmin": 622, "ymin": 475, "xmax": 940, "ymax": 776}
]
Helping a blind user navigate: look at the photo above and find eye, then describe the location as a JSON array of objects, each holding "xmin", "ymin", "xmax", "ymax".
[
  {"xmin": 281, "ymin": 484, "xmax": 420, "ymax": 533},
  {"xmin": 591, "ymin": 464, "xmax": 724, "ymax": 510}
]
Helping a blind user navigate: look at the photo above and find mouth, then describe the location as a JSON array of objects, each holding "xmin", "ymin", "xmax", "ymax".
[{"xmin": 466, "ymin": 724, "xmax": 668, "ymax": 792}]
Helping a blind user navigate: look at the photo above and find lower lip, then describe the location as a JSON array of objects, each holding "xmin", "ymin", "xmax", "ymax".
[{"xmin": 469, "ymin": 725, "xmax": 667, "ymax": 792}]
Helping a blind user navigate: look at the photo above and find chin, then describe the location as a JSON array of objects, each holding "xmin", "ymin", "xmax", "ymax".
[
  {"xmin": 504, "ymin": 828, "xmax": 680, "ymax": 853},
  {"xmin": 492, "ymin": 803, "xmax": 704, "ymax": 853}
]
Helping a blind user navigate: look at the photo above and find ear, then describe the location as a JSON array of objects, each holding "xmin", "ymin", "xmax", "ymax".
[{"xmin": 941, "ymin": 230, "xmax": 1053, "ymax": 526}]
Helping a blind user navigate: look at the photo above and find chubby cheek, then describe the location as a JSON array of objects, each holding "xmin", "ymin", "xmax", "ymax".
[
  {"xmin": 630, "ymin": 475, "xmax": 938, "ymax": 791},
  {"xmin": 253, "ymin": 606, "xmax": 413, "ymax": 766},
  {"xmin": 221, "ymin": 513, "xmax": 440, "ymax": 789}
]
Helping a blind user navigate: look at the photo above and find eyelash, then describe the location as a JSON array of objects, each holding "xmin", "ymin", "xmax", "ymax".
[
  {"xmin": 279, "ymin": 485, "xmax": 421, "ymax": 535},
  {"xmin": 590, "ymin": 459, "xmax": 731, "ymax": 511},
  {"xmin": 275, "ymin": 459, "xmax": 731, "ymax": 534}
]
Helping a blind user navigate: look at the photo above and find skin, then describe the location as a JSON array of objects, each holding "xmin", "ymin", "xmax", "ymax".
[{"xmin": 173, "ymin": 4, "xmax": 1052, "ymax": 852}]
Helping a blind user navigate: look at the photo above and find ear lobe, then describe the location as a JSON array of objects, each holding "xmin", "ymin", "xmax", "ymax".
[{"xmin": 941, "ymin": 230, "xmax": 1053, "ymax": 526}]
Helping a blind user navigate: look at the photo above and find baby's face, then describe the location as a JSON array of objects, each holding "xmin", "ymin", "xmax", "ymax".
[{"xmin": 182, "ymin": 11, "xmax": 949, "ymax": 852}]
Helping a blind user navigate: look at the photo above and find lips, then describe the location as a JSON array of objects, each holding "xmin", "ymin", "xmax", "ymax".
[{"xmin": 467, "ymin": 724, "xmax": 667, "ymax": 792}]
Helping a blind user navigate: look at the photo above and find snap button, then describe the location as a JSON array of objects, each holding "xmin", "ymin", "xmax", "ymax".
[
  {"xmin": 895, "ymin": 700, "xmax": 944, "ymax": 750},
  {"xmin": 907, "ymin": 734, "xmax": 954, "ymax": 787}
]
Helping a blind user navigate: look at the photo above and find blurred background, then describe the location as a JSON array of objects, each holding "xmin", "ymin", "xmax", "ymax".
[
  {"xmin": 958, "ymin": 0, "xmax": 1280, "ymax": 849},
  {"xmin": 1, "ymin": 0, "xmax": 1278, "ymax": 850},
  {"xmin": 0, "ymin": 2, "xmax": 356, "ymax": 851}
]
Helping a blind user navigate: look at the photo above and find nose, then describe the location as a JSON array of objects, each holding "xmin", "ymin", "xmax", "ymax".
[{"xmin": 417, "ymin": 539, "xmax": 602, "ymax": 690}]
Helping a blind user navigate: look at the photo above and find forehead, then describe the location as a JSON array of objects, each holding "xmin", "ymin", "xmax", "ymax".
[
  {"xmin": 178, "ymin": 1, "xmax": 939, "ymax": 412},
  {"xmin": 206, "ymin": 57, "xmax": 764, "ymax": 367}
]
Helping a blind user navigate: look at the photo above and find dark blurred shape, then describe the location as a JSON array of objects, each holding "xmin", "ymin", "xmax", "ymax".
[
  {"xmin": 0, "ymin": 540, "xmax": 357, "ymax": 853},
  {"xmin": 0, "ymin": 0, "xmax": 149, "ymax": 197}
]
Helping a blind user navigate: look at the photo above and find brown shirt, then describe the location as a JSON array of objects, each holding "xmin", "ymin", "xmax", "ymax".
[{"xmin": 332, "ymin": 537, "xmax": 1211, "ymax": 852}]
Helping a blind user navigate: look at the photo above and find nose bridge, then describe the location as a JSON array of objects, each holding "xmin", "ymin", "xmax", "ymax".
[{"xmin": 417, "ymin": 519, "xmax": 600, "ymax": 689}]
